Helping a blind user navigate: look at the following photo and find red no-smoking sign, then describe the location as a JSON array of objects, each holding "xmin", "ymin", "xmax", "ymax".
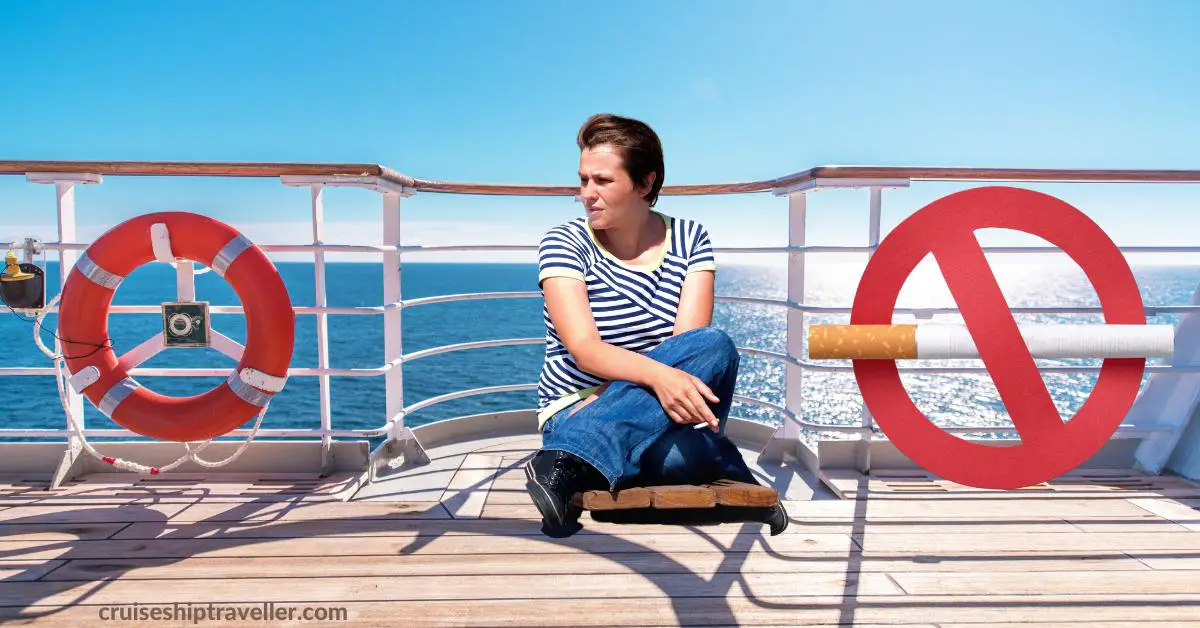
[{"xmin": 851, "ymin": 186, "xmax": 1147, "ymax": 489}]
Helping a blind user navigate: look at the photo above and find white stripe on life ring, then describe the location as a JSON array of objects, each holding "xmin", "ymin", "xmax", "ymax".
[
  {"xmin": 98, "ymin": 378, "xmax": 141, "ymax": 417},
  {"xmin": 75, "ymin": 252, "xmax": 124, "ymax": 290},
  {"xmin": 226, "ymin": 372, "xmax": 272, "ymax": 407},
  {"xmin": 240, "ymin": 368, "xmax": 287, "ymax": 393},
  {"xmin": 211, "ymin": 235, "xmax": 253, "ymax": 278}
]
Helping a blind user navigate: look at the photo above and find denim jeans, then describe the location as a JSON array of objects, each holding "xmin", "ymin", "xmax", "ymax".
[{"xmin": 540, "ymin": 326, "xmax": 760, "ymax": 491}]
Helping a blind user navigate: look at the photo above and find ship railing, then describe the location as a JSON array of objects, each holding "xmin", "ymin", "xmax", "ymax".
[{"xmin": 1, "ymin": 162, "xmax": 1199, "ymax": 477}]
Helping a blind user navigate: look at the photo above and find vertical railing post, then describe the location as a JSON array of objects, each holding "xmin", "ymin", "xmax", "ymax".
[
  {"xmin": 856, "ymin": 186, "xmax": 884, "ymax": 473},
  {"xmin": 27, "ymin": 172, "xmax": 101, "ymax": 488},
  {"xmin": 281, "ymin": 173, "xmax": 426, "ymax": 480},
  {"xmin": 784, "ymin": 191, "xmax": 808, "ymax": 445},
  {"xmin": 381, "ymin": 189, "xmax": 404, "ymax": 431},
  {"xmin": 54, "ymin": 182, "xmax": 85, "ymax": 433},
  {"xmin": 368, "ymin": 181, "xmax": 429, "ymax": 481},
  {"xmin": 758, "ymin": 188, "xmax": 809, "ymax": 465},
  {"xmin": 311, "ymin": 185, "xmax": 333, "ymax": 474}
]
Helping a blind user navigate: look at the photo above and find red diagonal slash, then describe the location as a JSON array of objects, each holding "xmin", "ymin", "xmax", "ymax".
[
  {"xmin": 851, "ymin": 186, "xmax": 1146, "ymax": 489},
  {"xmin": 932, "ymin": 229, "xmax": 1062, "ymax": 446}
]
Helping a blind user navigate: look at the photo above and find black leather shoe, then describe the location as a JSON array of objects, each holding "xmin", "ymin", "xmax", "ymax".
[
  {"xmin": 762, "ymin": 502, "xmax": 790, "ymax": 536},
  {"xmin": 524, "ymin": 450, "xmax": 600, "ymax": 530}
]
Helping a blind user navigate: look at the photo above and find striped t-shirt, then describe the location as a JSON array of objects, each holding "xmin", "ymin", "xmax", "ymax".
[{"xmin": 535, "ymin": 211, "xmax": 717, "ymax": 430}]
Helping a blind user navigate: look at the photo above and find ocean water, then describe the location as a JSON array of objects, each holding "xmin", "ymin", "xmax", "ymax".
[{"xmin": 2, "ymin": 260, "xmax": 1198, "ymax": 442}]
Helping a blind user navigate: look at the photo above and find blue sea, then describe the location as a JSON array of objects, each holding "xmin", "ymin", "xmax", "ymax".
[{"xmin": 2, "ymin": 261, "xmax": 1198, "ymax": 443}]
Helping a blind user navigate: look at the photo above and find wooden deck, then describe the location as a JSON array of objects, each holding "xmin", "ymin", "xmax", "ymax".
[{"xmin": 1, "ymin": 436, "xmax": 1200, "ymax": 626}]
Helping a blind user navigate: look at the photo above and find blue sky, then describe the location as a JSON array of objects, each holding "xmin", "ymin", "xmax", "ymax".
[{"xmin": 2, "ymin": 0, "xmax": 1199, "ymax": 264}]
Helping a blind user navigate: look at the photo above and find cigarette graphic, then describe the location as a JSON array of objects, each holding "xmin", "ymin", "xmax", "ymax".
[{"xmin": 808, "ymin": 324, "xmax": 1174, "ymax": 360}]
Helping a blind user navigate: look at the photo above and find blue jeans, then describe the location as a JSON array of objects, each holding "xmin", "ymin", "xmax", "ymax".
[{"xmin": 540, "ymin": 327, "xmax": 759, "ymax": 491}]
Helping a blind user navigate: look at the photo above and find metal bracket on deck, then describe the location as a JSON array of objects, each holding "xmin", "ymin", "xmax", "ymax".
[
  {"xmin": 49, "ymin": 438, "xmax": 86, "ymax": 490},
  {"xmin": 757, "ymin": 425, "xmax": 803, "ymax": 467},
  {"xmin": 366, "ymin": 426, "xmax": 431, "ymax": 484},
  {"xmin": 319, "ymin": 438, "xmax": 333, "ymax": 478}
]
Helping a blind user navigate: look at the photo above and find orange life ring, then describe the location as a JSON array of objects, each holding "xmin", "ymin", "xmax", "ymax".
[{"xmin": 57, "ymin": 212, "xmax": 295, "ymax": 442}]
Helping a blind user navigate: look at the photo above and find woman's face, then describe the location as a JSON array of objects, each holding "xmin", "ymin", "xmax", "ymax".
[{"xmin": 578, "ymin": 143, "xmax": 653, "ymax": 230}]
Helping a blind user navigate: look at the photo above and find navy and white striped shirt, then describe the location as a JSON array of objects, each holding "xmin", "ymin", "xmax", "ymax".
[{"xmin": 535, "ymin": 211, "xmax": 717, "ymax": 430}]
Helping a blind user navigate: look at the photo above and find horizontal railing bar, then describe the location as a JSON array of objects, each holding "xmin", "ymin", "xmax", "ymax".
[
  {"xmin": 716, "ymin": 297, "xmax": 1200, "ymax": 317},
  {"xmin": 398, "ymin": 245, "xmax": 537, "ymax": 253},
  {"xmin": 6, "ymin": 341, "xmax": 1195, "ymax": 377},
  {"xmin": 15, "ymin": 241, "xmax": 1200, "ymax": 257},
  {"xmin": 729, "ymin": 395, "xmax": 1171, "ymax": 437},
  {"xmin": 0, "ymin": 427, "xmax": 387, "ymax": 439},
  {"xmin": 0, "ymin": 365, "xmax": 398, "ymax": 377},
  {"xmin": 403, "ymin": 383, "xmax": 538, "ymax": 415},
  {"xmin": 8, "ymin": 361, "xmax": 1192, "ymax": 378},
  {"xmin": 2, "ymin": 241, "xmax": 399, "ymax": 254},
  {"xmin": 395, "ymin": 168, "xmax": 1200, "ymax": 195},
  {"xmin": 401, "ymin": 293, "xmax": 1200, "ymax": 318},
  {"xmin": 716, "ymin": 245, "xmax": 1200, "ymax": 255},
  {"xmin": 794, "ymin": 361, "xmax": 1191, "ymax": 373},
  {"xmin": 774, "ymin": 166, "xmax": 1200, "ymax": 189},
  {"xmin": 261, "ymin": 244, "xmax": 399, "ymax": 253},
  {"xmin": 0, "ymin": 421, "xmax": 1164, "ymax": 440},
  {"xmin": 5, "ymin": 162, "xmax": 1198, "ymax": 199},
  {"xmin": 716, "ymin": 296, "xmax": 795, "ymax": 308},
  {"xmin": 402, "ymin": 338, "xmax": 544, "ymax": 362},
  {"xmin": 408, "ymin": 181, "xmax": 775, "ymax": 197},
  {"xmin": 974, "ymin": 245, "xmax": 1200, "ymax": 254},
  {"xmin": 402, "ymin": 292, "xmax": 541, "ymax": 308},
  {"xmin": 1, "ymin": 160, "xmax": 418, "ymax": 188},
  {"xmin": 18, "ymin": 293, "xmax": 1200, "ymax": 317},
  {"xmin": 736, "ymin": 347, "xmax": 802, "ymax": 367},
  {"xmin": 25, "ymin": 304, "xmax": 401, "ymax": 316},
  {"xmin": 792, "ymin": 423, "xmax": 1165, "ymax": 437},
  {"xmin": 887, "ymin": 305, "xmax": 1200, "ymax": 316}
]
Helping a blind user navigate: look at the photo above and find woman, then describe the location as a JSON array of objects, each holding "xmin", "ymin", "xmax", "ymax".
[{"xmin": 524, "ymin": 113, "xmax": 789, "ymax": 537}]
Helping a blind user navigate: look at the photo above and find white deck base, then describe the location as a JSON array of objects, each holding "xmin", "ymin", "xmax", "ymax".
[{"xmin": 0, "ymin": 410, "xmax": 1162, "ymax": 497}]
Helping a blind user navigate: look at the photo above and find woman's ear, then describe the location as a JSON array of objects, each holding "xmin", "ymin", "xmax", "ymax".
[{"xmin": 639, "ymin": 172, "xmax": 657, "ymax": 198}]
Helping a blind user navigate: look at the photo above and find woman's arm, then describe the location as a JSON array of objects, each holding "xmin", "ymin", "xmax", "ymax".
[
  {"xmin": 543, "ymin": 276, "xmax": 719, "ymax": 429},
  {"xmin": 570, "ymin": 270, "xmax": 715, "ymax": 418},
  {"xmin": 672, "ymin": 269, "xmax": 714, "ymax": 335},
  {"xmin": 543, "ymin": 277, "xmax": 673, "ymax": 388}
]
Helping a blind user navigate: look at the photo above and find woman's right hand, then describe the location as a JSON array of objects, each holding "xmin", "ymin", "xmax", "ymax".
[{"xmin": 650, "ymin": 366, "xmax": 720, "ymax": 431}]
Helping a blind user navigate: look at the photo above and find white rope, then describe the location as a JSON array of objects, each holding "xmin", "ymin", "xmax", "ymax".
[{"xmin": 36, "ymin": 292, "xmax": 269, "ymax": 475}]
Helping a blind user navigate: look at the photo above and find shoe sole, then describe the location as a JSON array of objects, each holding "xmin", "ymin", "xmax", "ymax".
[{"xmin": 524, "ymin": 461, "xmax": 565, "ymax": 528}]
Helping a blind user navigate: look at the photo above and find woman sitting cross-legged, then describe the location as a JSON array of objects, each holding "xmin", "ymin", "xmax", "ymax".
[{"xmin": 524, "ymin": 113, "xmax": 789, "ymax": 537}]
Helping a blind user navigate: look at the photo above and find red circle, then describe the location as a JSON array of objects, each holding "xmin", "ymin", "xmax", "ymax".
[
  {"xmin": 851, "ymin": 186, "xmax": 1146, "ymax": 489},
  {"xmin": 58, "ymin": 212, "xmax": 295, "ymax": 442}
]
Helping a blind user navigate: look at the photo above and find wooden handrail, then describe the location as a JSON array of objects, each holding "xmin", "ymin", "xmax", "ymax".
[
  {"xmin": 2, "ymin": 160, "xmax": 1198, "ymax": 197},
  {"xmin": 0, "ymin": 160, "xmax": 418, "ymax": 189},
  {"xmin": 407, "ymin": 179, "xmax": 777, "ymax": 196},
  {"xmin": 774, "ymin": 166, "xmax": 1200, "ymax": 189}
]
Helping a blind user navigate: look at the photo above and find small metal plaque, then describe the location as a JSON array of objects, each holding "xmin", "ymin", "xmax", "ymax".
[{"xmin": 162, "ymin": 301, "xmax": 210, "ymax": 348}]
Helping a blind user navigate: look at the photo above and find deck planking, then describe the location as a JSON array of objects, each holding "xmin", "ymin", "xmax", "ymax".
[{"xmin": 0, "ymin": 437, "xmax": 1196, "ymax": 626}]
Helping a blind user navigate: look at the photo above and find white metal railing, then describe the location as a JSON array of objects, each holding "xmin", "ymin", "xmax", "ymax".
[{"xmin": 3, "ymin": 165, "xmax": 1199, "ymax": 467}]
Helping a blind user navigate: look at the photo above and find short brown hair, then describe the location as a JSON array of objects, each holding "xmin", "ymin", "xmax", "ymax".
[{"xmin": 576, "ymin": 113, "xmax": 665, "ymax": 207}]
